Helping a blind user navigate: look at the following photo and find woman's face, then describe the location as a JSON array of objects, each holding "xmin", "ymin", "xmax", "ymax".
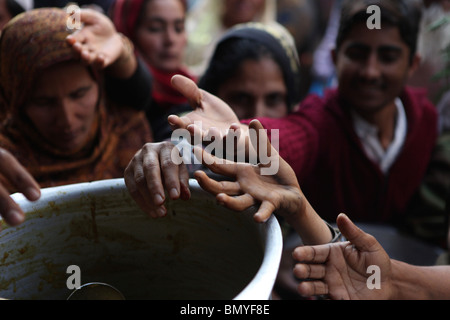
[
  {"xmin": 217, "ymin": 57, "xmax": 288, "ymax": 119},
  {"xmin": 134, "ymin": 0, "xmax": 187, "ymax": 72},
  {"xmin": 24, "ymin": 61, "xmax": 99, "ymax": 152}
]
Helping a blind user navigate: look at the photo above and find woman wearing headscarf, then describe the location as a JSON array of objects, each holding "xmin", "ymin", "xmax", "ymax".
[
  {"xmin": 196, "ymin": 23, "xmax": 304, "ymax": 299},
  {"xmin": 110, "ymin": 0, "xmax": 196, "ymax": 141},
  {"xmin": 198, "ymin": 22, "xmax": 302, "ymax": 119},
  {"xmin": 0, "ymin": 8, "xmax": 152, "ymax": 203}
]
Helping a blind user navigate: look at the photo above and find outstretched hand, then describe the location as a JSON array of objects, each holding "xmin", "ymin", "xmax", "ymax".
[
  {"xmin": 124, "ymin": 142, "xmax": 191, "ymax": 218},
  {"xmin": 292, "ymin": 214, "xmax": 394, "ymax": 300},
  {"xmin": 168, "ymin": 75, "xmax": 253, "ymax": 156},
  {"xmin": 0, "ymin": 148, "xmax": 40, "ymax": 229},
  {"xmin": 66, "ymin": 8, "xmax": 133, "ymax": 72},
  {"xmin": 169, "ymin": 75, "xmax": 241, "ymax": 130},
  {"xmin": 193, "ymin": 119, "xmax": 304, "ymax": 223}
]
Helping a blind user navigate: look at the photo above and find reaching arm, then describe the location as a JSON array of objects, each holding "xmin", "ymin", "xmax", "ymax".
[
  {"xmin": 0, "ymin": 148, "xmax": 40, "ymax": 229},
  {"xmin": 66, "ymin": 9, "xmax": 137, "ymax": 78},
  {"xmin": 389, "ymin": 260, "xmax": 450, "ymax": 300},
  {"xmin": 66, "ymin": 9, "xmax": 151, "ymax": 111},
  {"xmin": 293, "ymin": 213, "xmax": 450, "ymax": 300},
  {"xmin": 194, "ymin": 119, "xmax": 333, "ymax": 245}
]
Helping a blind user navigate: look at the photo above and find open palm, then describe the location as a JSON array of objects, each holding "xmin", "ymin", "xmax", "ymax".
[
  {"xmin": 293, "ymin": 214, "xmax": 394, "ymax": 300},
  {"xmin": 66, "ymin": 9, "xmax": 123, "ymax": 68}
]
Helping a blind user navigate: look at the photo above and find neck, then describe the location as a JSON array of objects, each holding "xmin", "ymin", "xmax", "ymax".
[{"xmin": 355, "ymin": 101, "xmax": 398, "ymax": 150}]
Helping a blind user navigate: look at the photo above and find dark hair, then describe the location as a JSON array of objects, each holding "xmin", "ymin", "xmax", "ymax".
[
  {"xmin": 199, "ymin": 27, "xmax": 302, "ymax": 112},
  {"xmin": 199, "ymin": 38, "xmax": 272, "ymax": 94},
  {"xmin": 135, "ymin": 0, "xmax": 187, "ymax": 28},
  {"xmin": 336, "ymin": 0, "xmax": 423, "ymax": 63},
  {"xmin": 6, "ymin": 0, "xmax": 25, "ymax": 17}
]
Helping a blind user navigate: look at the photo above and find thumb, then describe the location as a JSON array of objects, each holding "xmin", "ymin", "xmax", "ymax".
[
  {"xmin": 336, "ymin": 213, "xmax": 379, "ymax": 252},
  {"xmin": 78, "ymin": 8, "xmax": 101, "ymax": 25},
  {"xmin": 171, "ymin": 75, "xmax": 203, "ymax": 109},
  {"xmin": 249, "ymin": 119, "xmax": 276, "ymax": 158}
]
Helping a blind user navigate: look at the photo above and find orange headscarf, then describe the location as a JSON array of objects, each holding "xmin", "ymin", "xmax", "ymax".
[{"xmin": 0, "ymin": 8, "xmax": 152, "ymax": 191}]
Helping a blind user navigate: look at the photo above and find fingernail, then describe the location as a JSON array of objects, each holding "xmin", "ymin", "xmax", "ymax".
[
  {"xmin": 181, "ymin": 183, "xmax": 191, "ymax": 200},
  {"xmin": 154, "ymin": 194, "xmax": 164, "ymax": 205},
  {"xmin": 169, "ymin": 188, "xmax": 179, "ymax": 199},
  {"xmin": 157, "ymin": 207, "xmax": 166, "ymax": 217},
  {"xmin": 5, "ymin": 210, "xmax": 24, "ymax": 226},
  {"xmin": 26, "ymin": 188, "xmax": 40, "ymax": 201}
]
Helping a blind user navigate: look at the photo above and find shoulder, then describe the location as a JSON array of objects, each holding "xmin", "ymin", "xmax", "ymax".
[{"xmin": 402, "ymin": 87, "xmax": 437, "ymax": 115}]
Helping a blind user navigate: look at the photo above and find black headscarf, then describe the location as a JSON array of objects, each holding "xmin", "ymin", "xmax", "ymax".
[{"xmin": 199, "ymin": 22, "xmax": 302, "ymax": 112}]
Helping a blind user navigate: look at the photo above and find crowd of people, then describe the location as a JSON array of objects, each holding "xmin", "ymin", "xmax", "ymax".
[{"xmin": 0, "ymin": 0, "xmax": 450, "ymax": 300}]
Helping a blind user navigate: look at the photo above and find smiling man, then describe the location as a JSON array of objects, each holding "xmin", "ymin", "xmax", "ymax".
[{"xmin": 244, "ymin": 0, "xmax": 437, "ymax": 224}]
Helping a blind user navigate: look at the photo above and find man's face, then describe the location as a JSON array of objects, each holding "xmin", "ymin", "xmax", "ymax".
[{"xmin": 333, "ymin": 22, "xmax": 419, "ymax": 117}]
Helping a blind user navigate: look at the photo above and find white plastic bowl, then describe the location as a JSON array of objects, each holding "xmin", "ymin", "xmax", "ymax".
[{"xmin": 0, "ymin": 178, "xmax": 282, "ymax": 300}]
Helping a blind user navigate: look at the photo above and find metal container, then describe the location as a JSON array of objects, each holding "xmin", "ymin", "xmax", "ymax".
[{"xmin": 0, "ymin": 178, "xmax": 282, "ymax": 300}]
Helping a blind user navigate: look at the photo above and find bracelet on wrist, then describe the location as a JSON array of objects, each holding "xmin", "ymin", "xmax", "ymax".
[{"xmin": 324, "ymin": 220, "xmax": 344, "ymax": 243}]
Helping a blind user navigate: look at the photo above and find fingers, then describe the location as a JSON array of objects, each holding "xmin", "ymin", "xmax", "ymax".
[
  {"xmin": 66, "ymin": 35, "xmax": 109, "ymax": 69},
  {"xmin": 292, "ymin": 244, "xmax": 331, "ymax": 264},
  {"xmin": 249, "ymin": 119, "xmax": 274, "ymax": 160},
  {"xmin": 194, "ymin": 170, "xmax": 258, "ymax": 217},
  {"xmin": 294, "ymin": 262, "xmax": 329, "ymax": 297},
  {"xmin": 0, "ymin": 150, "xmax": 40, "ymax": 201},
  {"xmin": 65, "ymin": 8, "xmax": 119, "ymax": 69},
  {"xmin": 159, "ymin": 143, "xmax": 186, "ymax": 201},
  {"xmin": 194, "ymin": 146, "xmax": 238, "ymax": 177},
  {"xmin": 293, "ymin": 263, "xmax": 327, "ymax": 280},
  {"xmin": 215, "ymin": 193, "xmax": 255, "ymax": 211},
  {"xmin": 78, "ymin": 8, "xmax": 102, "ymax": 25},
  {"xmin": 194, "ymin": 170, "xmax": 241, "ymax": 195},
  {"xmin": 253, "ymin": 201, "xmax": 276, "ymax": 223},
  {"xmin": 0, "ymin": 184, "xmax": 25, "ymax": 227},
  {"xmin": 292, "ymin": 244, "xmax": 332, "ymax": 298},
  {"xmin": 167, "ymin": 114, "xmax": 192, "ymax": 133},
  {"xmin": 296, "ymin": 281, "xmax": 329, "ymax": 297},
  {"xmin": 336, "ymin": 213, "xmax": 362, "ymax": 242},
  {"xmin": 178, "ymin": 161, "xmax": 191, "ymax": 201},
  {"xmin": 249, "ymin": 119, "xmax": 285, "ymax": 178},
  {"xmin": 124, "ymin": 147, "xmax": 164, "ymax": 218},
  {"xmin": 124, "ymin": 142, "xmax": 189, "ymax": 218},
  {"xmin": 0, "ymin": 149, "xmax": 41, "ymax": 227},
  {"xmin": 171, "ymin": 75, "xmax": 202, "ymax": 109},
  {"xmin": 336, "ymin": 213, "xmax": 379, "ymax": 252}
]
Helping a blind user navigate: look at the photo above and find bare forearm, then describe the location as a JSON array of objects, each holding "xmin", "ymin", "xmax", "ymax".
[
  {"xmin": 106, "ymin": 34, "xmax": 137, "ymax": 79},
  {"xmin": 284, "ymin": 200, "xmax": 334, "ymax": 245},
  {"xmin": 390, "ymin": 260, "xmax": 450, "ymax": 299}
]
